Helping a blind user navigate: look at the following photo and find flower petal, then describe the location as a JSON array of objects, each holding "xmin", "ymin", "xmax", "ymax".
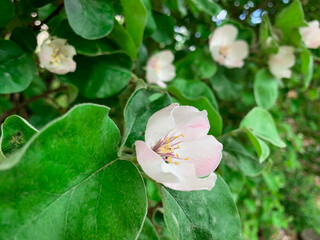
[
  {"xmin": 172, "ymin": 106, "xmax": 210, "ymax": 140},
  {"xmin": 163, "ymin": 162, "xmax": 217, "ymax": 191},
  {"xmin": 209, "ymin": 24, "xmax": 238, "ymax": 48},
  {"xmin": 227, "ymin": 40, "xmax": 249, "ymax": 61},
  {"xmin": 157, "ymin": 65, "xmax": 176, "ymax": 82},
  {"xmin": 177, "ymin": 135, "xmax": 223, "ymax": 177},
  {"xmin": 146, "ymin": 67, "xmax": 159, "ymax": 84},
  {"xmin": 145, "ymin": 103, "xmax": 179, "ymax": 147},
  {"xmin": 268, "ymin": 46, "xmax": 295, "ymax": 79},
  {"xmin": 135, "ymin": 141, "xmax": 179, "ymax": 183}
]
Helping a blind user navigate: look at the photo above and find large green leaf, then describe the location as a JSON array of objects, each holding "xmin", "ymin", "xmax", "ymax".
[
  {"xmin": 121, "ymin": 0, "xmax": 147, "ymax": 48},
  {"xmin": 0, "ymin": 115, "xmax": 37, "ymax": 157},
  {"xmin": 122, "ymin": 88, "xmax": 172, "ymax": 147},
  {"xmin": 240, "ymin": 107, "xmax": 286, "ymax": 148},
  {"xmin": 162, "ymin": 175, "xmax": 242, "ymax": 240},
  {"xmin": 10, "ymin": 27, "xmax": 37, "ymax": 53},
  {"xmin": 138, "ymin": 218, "xmax": 159, "ymax": 240},
  {"xmin": 168, "ymin": 84, "xmax": 222, "ymax": 137},
  {"xmin": 254, "ymin": 69, "xmax": 278, "ymax": 110},
  {"xmin": 275, "ymin": 0, "xmax": 306, "ymax": 29},
  {"xmin": 0, "ymin": 0, "xmax": 14, "ymax": 28},
  {"xmin": 54, "ymin": 19, "xmax": 120, "ymax": 56},
  {"xmin": 141, "ymin": 0, "xmax": 157, "ymax": 36},
  {"xmin": 0, "ymin": 104, "xmax": 148, "ymax": 239},
  {"xmin": 301, "ymin": 48, "xmax": 314, "ymax": 90},
  {"xmin": 64, "ymin": 0, "xmax": 114, "ymax": 39},
  {"xmin": 61, "ymin": 53, "xmax": 132, "ymax": 98},
  {"xmin": 0, "ymin": 40, "xmax": 35, "ymax": 94}
]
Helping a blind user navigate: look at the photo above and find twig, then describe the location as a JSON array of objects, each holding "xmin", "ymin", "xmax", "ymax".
[{"xmin": 0, "ymin": 86, "xmax": 67, "ymax": 123}]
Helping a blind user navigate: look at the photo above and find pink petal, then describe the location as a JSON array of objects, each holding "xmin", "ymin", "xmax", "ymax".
[
  {"xmin": 172, "ymin": 106, "xmax": 210, "ymax": 140},
  {"xmin": 176, "ymin": 135, "xmax": 222, "ymax": 177},
  {"xmin": 135, "ymin": 141, "xmax": 179, "ymax": 183},
  {"xmin": 164, "ymin": 162, "xmax": 217, "ymax": 191},
  {"xmin": 145, "ymin": 103, "xmax": 179, "ymax": 147}
]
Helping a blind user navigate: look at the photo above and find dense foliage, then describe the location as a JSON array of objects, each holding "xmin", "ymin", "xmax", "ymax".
[{"xmin": 0, "ymin": 0, "xmax": 319, "ymax": 239}]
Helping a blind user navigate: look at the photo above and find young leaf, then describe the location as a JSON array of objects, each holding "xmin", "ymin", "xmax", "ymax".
[
  {"xmin": 301, "ymin": 48, "xmax": 314, "ymax": 90},
  {"xmin": 254, "ymin": 69, "xmax": 279, "ymax": 110},
  {"xmin": 190, "ymin": 0, "xmax": 222, "ymax": 16},
  {"xmin": 60, "ymin": 53, "xmax": 132, "ymax": 98},
  {"xmin": 0, "ymin": 115, "xmax": 38, "ymax": 157},
  {"xmin": 0, "ymin": 40, "xmax": 35, "ymax": 94},
  {"xmin": 162, "ymin": 175, "xmax": 242, "ymax": 240},
  {"xmin": 240, "ymin": 107, "xmax": 286, "ymax": 148},
  {"xmin": 210, "ymin": 72, "xmax": 242, "ymax": 101},
  {"xmin": 0, "ymin": 104, "xmax": 148, "ymax": 239},
  {"xmin": 65, "ymin": 0, "xmax": 114, "ymax": 39}
]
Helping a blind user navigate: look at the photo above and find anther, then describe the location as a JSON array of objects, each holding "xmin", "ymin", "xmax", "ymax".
[{"xmin": 184, "ymin": 158, "xmax": 189, "ymax": 160}]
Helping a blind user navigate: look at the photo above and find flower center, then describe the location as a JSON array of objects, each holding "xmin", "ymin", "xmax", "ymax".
[
  {"xmin": 152, "ymin": 133, "xmax": 189, "ymax": 165},
  {"xmin": 219, "ymin": 45, "xmax": 229, "ymax": 56},
  {"xmin": 50, "ymin": 47, "xmax": 68, "ymax": 66}
]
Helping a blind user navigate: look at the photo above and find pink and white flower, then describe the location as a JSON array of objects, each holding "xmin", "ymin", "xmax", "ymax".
[
  {"xmin": 135, "ymin": 104, "xmax": 223, "ymax": 191},
  {"xmin": 299, "ymin": 20, "xmax": 320, "ymax": 49},
  {"xmin": 37, "ymin": 31, "xmax": 77, "ymax": 75},
  {"xmin": 209, "ymin": 24, "xmax": 249, "ymax": 68},
  {"xmin": 146, "ymin": 50, "xmax": 176, "ymax": 88},
  {"xmin": 268, "ymin": 46, "xmax": 295, "ymax": 79}
]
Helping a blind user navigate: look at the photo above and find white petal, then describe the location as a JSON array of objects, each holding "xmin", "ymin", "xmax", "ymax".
[
  {"xmin": 135, "ymin": 141, "xmax": 179, "ymax": 183},
  {"xmin": 154, "ymin": 50, "xmax": 175, "ymax": 64},
  {"xmin": 37, "ymin": 31, "xmax": 49, "ymax": 47},
  {"xmin": 209, "ymin": 24, "xmax": 238, "ymax": 48},
  {"xmin": 268, "ymin": 46, "xmax": 295, "ymax": 79},
  {"xmin": 146, "ymin": 67, "xmax": 160, "ymax": 84},
  {"xmin": 64, "ymin": 45, "xmax": 77, "ymax": 57},
  {"xmin": 172, "ymin": 106, "xmax": 210, "ymax": 140},
  {"xmin": 177, "ymin": 135, "xmax": 223, "ymax": 177},
  {"xmin": 145, "ymin": 103, "xmax": 179, "ymax": 147},
  {"xmin": 157, "ymin": 65, "xmax": 176, "ymax": 82},
  {"xmin": 164, "ymin": 163, "xmax": 217, "ymax": 191},
  {"xmin": 227, "ymin": 40, "xmax": 249, "ymax": 61}
]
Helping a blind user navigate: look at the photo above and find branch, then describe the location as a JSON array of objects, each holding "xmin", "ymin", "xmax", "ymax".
[{"xmin": 0, "ymin": 86, "xmax": 67, "ymax": 123}]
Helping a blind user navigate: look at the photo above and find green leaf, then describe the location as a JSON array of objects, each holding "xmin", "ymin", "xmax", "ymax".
[
  {"xmin": 301, "ymin": 48, "xmax": 314, "ymax": 90},
  {"xmin": 122, "ymin": 88, "xmax": 172, "ymax": 147},
  {"xmin": 0, "ymin": 97, "xmax": 12, "ymax": 115},
  {"xmin": 54, "ymin": 19, "xmax": 120, "ymax": 56},
  {"xmin": 0, "ymin": 115, "xmax": 37, "ymax": 157},
  {"xmin": 30, "ymin": 0, "xmax": 54, "ymax": 8},
  {"xmin": 0, "ymin": 40, "xmax": 35, "ymax": 94},
  {"xmin": 138, "ymin": 218, "xmax": 160, "ymax": 240},
  {"xmin": 141, "ymin": 0, "xmax": 157, "ymax": 36},
  {"xmin": 190, "ymin": 0, "xmax": 222, "ymax": 16},
  {"xmin": 0, "ymin": 104, "xmax": 148, "ymax": 239},
  {"xmin": 254, "ymin": 69, "xmax": 278, "ymax": 110},
  {"xmin": 61, "ymin": 53, "xmax": 132, "ymax": 98},
  {"xmin": 259, "ymin": 14, "xmax": 278, "ymax": 53},
  {"xmin": 151, "ymin": 12, "xmax": 174, "ymax": 46},
  {"xmin": 168, "ymin": 84, "xmax": 222, "ymax": 137},
  {"xmin": 109, "ymin": 20, "xmax": 138, "ymax": 59},
  {"xmin": 170, "ymin": 79, "xmax": 218, "ymax": 110},
  {"xmin": 275, "ymin": 0, "xmax": 306, "ymax": 29},
  {"xmin": 210, "ymin": 72, "xmax": 242, "ymax": 101},
  {"xmin": 0, "ymin": 0, "xmax": 14, "ymax": 28},
  {"xmin": 243, "ymin": 128, "xmax": 270, "ymax": 163},
  {"xmin": 10, "ymin": 27, "xmax": 37, "ymax": 53},
  {"xmin": 65, "ymin": 0, "xmax": 114, "ymax": 39},
  {"xmin": 176, "ymin": 49, "xmax": 217, "ymax": 80},
  {"xmin": 222, "ymin": 137, "xmax": 268, "ymax": 176},
  {"xmin": 240, "ymin": 107, "xmax": 286, "ymax": 148},
  {"xmin": 121, "ymin": 0, "xmax": 147, "ymax": 48},
  {"xmin": 162, "ymin": 175, "xmax": 242, "ymax": 240}
]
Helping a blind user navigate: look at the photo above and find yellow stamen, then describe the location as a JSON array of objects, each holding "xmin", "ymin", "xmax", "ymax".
[
  {"xmin": 177, "ymin": 145, "xmax": 181, "ymax": 149},
  {"xmin": 166, "ymin": 137, "xmax": 170, "ymax": 143},
  {"xmin": 184, "ymin": 158, "xmax": 189, "ymax": 160},
  {"xmin": 168, "ymin": 156, "xmax": 173, "ymax": 163},
  {"xmin": 173, "ymin": 136, "xmax": 178, "ymax": 139},
  {"xmin": 181, "ymin": 134, "xmax": 184, "ymax": 137},
  {"xmin": 175, "ymin": 153, "xmax": 179, "ymax": 158},
  {"xmin": 174, "ymin": 162, "xmax": 179, "ymax": 165}
]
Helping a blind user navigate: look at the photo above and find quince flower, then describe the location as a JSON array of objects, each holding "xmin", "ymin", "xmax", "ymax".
[
  {"xmin": 135, "ymin": 104, "xmax": 222, "ymax": 191},
  {"xmin": 299, "ymin": 20, "xmax": 320, "ymax": 49},
  {"xmin": 268, "ymin": 46, "xmax": 295, "ymax": 79},
  {"xmin": 209, "ymin": 24, "xmax": 249, "ymax": 68},
  {"xmin": 37, "ymin": 31, "xmax": 77, "ymax": 75},
  {"xmin": 146, "ymin": 50, "xmax": 176, "ymax": 88}
]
